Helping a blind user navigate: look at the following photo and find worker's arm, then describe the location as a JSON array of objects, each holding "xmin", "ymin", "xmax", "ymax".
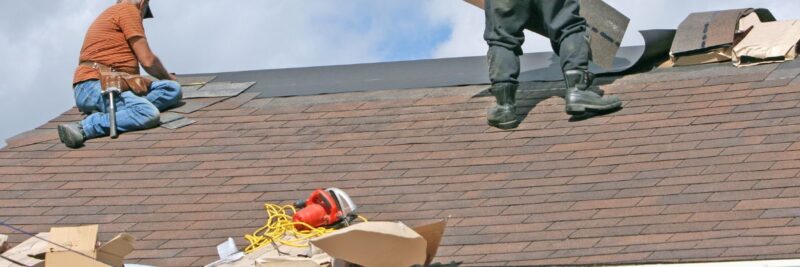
[{"xmin": 129, "ymin": 36, "xmax": 177, "ymax": 81}]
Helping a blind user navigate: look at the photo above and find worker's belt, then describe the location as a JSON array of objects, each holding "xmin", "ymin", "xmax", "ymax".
[{"xmin": 80, "ymin": 61, "xmax": 151, "ymax": 96}]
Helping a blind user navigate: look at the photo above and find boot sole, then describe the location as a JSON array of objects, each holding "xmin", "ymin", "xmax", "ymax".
[
  {"xmin": 488, "ymin": 119, "xmax": 520, "ymax": 130},
  {"xmin": 566, "ymin": 102, "xmax": 622, "ymax": 115},
  {"xmin": 57, "ymin": 125, "xmax": 82, "ymax": 149}
]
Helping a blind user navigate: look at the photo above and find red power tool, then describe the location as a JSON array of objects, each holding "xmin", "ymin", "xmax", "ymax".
[{"xmin": 292, "ymin": 188, "xmax": 357, "ymax": 230}]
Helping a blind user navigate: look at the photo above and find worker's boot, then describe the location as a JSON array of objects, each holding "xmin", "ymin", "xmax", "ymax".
[
  {"xmin": 58, "ymin": 122, "xmax": 86, "ymax": 148},
  {"xmin": 487, "ymin": 83, "xmax": 520, "ymax": 129},
  {"xmin": 564, "ymin": 70, "xmax": 621, "ymax": 115}
]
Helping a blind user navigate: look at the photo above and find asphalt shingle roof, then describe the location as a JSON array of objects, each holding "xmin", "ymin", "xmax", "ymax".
[{"xmin": 3, "ymin": 60, "xmax": 800, "ymax": 266}]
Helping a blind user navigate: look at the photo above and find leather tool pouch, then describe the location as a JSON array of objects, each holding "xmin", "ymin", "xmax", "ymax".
[{"xmin": 100, "ymin": 71, "xmax": 151, "ymax": 96}]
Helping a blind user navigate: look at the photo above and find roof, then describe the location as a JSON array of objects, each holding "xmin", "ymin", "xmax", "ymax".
[{"xmin": 3, "ymin": 56, "xmax": 800, "ymax": 266}]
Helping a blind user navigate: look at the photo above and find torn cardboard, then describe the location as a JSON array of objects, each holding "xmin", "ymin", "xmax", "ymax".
[
  {"xmin": 670, "ymin": 8, "xmax": 776, "ymax": 66},
  {"xmin": 0, "ymin": 233, "xmax": 50, "ymax": 267},
  {"xmin": 217, "ymin": 237, "xmax": 331, "ymax": 267},
  {"xmin": 255, "ymin": 256, "xmax": 324, "ymax": 267},
  {"xmin": 734, "ymin": 20, "xmax": 800, "ymax": 67},
  {"xmin": 311, "ymin": 220, "xmax": 446, "ymax": 267},
  {"xmin": 0, "ymin": 235, "xmax": 6, "ymax": 254},
  {"xmin": 463, "ymin": 0, "xmax": 629, "ymax": 70},
  {"xmin": 44, "ymin": 225, "xmax": 134, "ymax": 267}
]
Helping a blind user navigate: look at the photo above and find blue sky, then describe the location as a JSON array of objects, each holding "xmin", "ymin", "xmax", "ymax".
[{"xmin": 2, "ymin": 0, "xmax": 800, "ymax": 147}]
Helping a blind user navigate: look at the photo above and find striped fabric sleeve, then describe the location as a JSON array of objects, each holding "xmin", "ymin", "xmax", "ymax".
[{"xmin": 116, "ymin": 4, "xmax": 146, "ymax": 40}]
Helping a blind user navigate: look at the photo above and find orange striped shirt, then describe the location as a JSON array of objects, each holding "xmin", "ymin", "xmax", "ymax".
[{"xmin": 73, "ymin": 3, "xmax": 146, "ymax": 85}]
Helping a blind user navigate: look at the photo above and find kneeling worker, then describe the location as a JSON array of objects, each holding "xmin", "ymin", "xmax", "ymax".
[
  {"xmin": 59, "ymin": 0, "xmax": 182, "ymax": 148},
  {"xmin": 484, "ymin": 0, "xmax": 622, "ymax": 129}
]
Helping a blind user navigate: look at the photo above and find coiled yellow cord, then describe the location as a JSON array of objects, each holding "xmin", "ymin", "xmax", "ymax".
[{"xmin": 243, "ymin": 203, "xmax": 367, "ymax": 254}]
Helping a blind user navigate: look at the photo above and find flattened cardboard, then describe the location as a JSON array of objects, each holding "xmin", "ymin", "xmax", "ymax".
[
  {"xmin": 0, "ymin": 233, "xmax": 49, "ymax": 267},
  {"xmin": 49, "ymin": 225, "xmax": 98, "ymax": 253},
  {"xmin": 44, "ymin": 225, "xmax": 134, "ymax": 267},
  {"xmin": 0, "ymin": 235, "xmax": 7, "ymax": 253},
  {"xmin": 411, "ymin": 220, "xmax": 446, "ymax": 266},
  {"xmin": 734, "ymin": 20, "xmax": 800, "ymax": 67},
  {"xmin": 96, "ymin": 234, "xmax": 135, "ymax": 267},
  {"xmin": 670, "ymin": 8, "xmax": 776, "ymax": 66},
  {"xmin": 255, "ymin": 257, "xmax": 320, "ymax": 267},
  {"xmin": 311, "ymin": 222, "xmax": 427, "ymax": 267},
  {"xmin": 463, "ymin": 0, "xmax": 629, "ymax": 70},
  {"xmin": 217, "ymin": 237, "xmax": 330, "ymax": 267}
]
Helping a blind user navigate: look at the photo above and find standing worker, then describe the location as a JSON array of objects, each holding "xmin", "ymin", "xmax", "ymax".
[
  {"xmin": 58, "ymin": 0, "xmax": 182, "ymax": 148},
  {"xmin": 484, "ymin": 0, "xmax": 622, "ymax": 129}
]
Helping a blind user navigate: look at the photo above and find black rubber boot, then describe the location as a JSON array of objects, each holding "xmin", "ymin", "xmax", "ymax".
[
  {"xmin": 58, "ymin": 122, "xmax": 86, "ymax": 149},
  {"xmin": 487, "ymin": 83, "xmax": 520, "ymax": 129},
  {"xmin": 564, "ymin": 70, "xmax": 621, "ymax": 115}
]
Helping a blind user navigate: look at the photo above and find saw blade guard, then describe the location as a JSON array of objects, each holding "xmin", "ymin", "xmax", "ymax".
[{"xmin": 326, "ymin": 187, "xmax": 357, "ymax": 215}]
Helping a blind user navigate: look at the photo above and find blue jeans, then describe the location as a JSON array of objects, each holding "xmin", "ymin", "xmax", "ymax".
[{"xmin": 74, "ymin": 80, "xmax": 182, "ymax": 139}]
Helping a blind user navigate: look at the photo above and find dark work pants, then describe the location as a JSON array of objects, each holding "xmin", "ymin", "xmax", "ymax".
[{"xmin": 484, "ymin": 0, "xmax": 591, "ymax": 85}]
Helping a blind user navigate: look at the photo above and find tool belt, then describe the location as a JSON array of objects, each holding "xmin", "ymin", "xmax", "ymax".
[{"xmin": 80, "ymin": 61, "xmax": 151, "ymax": 96}]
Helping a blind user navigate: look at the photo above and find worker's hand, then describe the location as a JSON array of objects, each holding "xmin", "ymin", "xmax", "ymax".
[{"xmin": 168, "ymin": 73, "xmax": 178, "ymax": 81}]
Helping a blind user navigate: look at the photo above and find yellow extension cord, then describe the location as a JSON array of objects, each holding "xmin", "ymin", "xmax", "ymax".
[{"xmin": 244, "ymin": 203, "xmax": 367, "ymax": 254}]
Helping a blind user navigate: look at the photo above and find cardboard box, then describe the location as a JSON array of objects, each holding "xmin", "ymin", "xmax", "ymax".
[
  {"xmin": 463, "ymin": 0, "xmax": 630, "ymax": 70},
  {"xmin": 670, "ymin": 8, "xmax": 776, "ymax": 66},
  {"xmin": 733, "ymin": 20, "xmax": 800, "ymax": 67},
  {"xmin": 44, "ymin": 225, "xmax": 134, "ymax": 267},
  {"xmin": 311, "ymin": 220, "xmax": 447, "ymax": 267},
  {"xmin": 0, "ymin": 233, "xmax": 50, "ymax": 267}
]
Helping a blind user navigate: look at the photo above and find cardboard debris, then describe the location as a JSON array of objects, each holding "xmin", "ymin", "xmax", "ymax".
[
  {"xmin": 733, "ymin": 20, "xmax": 800, "ymax": 67},
  {"xmin": 311, "ymin": 220, "xmax": 446, "ymax": 267},
  {"xmin": 0, "ymin": 235, "xmax": 6, "ymax": 254},
  {"xmin": 411, "ymin": 220, "xmax": 446, "ymax": 266},
  {"xmin": 255, "ymin": 256, "xmax": 323, "ymax": 267},
  {"xmin": 44, "ymin": 225, "xmax": 134, "ymax": 267},
  {"xmin": 217, "ymin": 237, "xmax": 331, "ymax": 267},
  {"xmin": 205, "ymin": 238, "xmax": 245, "ymax": 267},
  {"xmin": 670, "ymin": 8, "xmax": 775, "ymax": 66},
  {"xmin": 0, "ymin": 233, "xmax": 50, "ymax": 267},
  {"xmin": 463, "ymin": 0, "xmax": 629, "ymax": 70}
]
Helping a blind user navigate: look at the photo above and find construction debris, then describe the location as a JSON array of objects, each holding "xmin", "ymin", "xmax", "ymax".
[
  {"xmin": 733, "ymin": 20, "xmax": 800, "ymax": 66},
  {"xmin": 311, "ymin": 220, "xmax": 446, "ymax": 267},
  {"xmin": 0, "ymin": 225, "xmax": 135, "ymax": 267},
  {"xmin": 45, "ymin": 225, "xmax": 134, "ymax": 267},
  {"xmin": 0, "ymin": 233, "xmax": 50, "ymax": 267},
  {"xmin": 0, "ymin": 235, "xmax": 6, "ymax": 254},
  {"xmin": 205, "ymin": 238, "xmax": 245, "ymax": 267},
  {"xmin": 670, "ymin": 8, "xmax": 775, "ymax": 66}
]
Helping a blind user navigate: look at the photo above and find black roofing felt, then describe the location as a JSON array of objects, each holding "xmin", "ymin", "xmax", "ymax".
[{"xmin": 193, "ymin": 30, "xmax": 674, "ymax": 99}]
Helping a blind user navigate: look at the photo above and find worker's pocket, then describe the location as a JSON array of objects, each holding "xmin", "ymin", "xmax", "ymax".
[{"xmin": 74, "ymin": 80, "xmax": 105, "ymax": 115}]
